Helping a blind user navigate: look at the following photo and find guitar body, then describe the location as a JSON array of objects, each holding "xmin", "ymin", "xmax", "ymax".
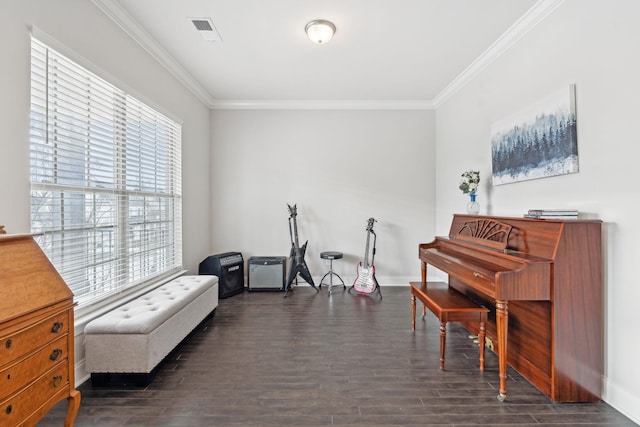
[
  {"xmin": 289, "ymin": 243, "xmax": 306, "ymax": 261},
  {"xmin": 353, "ymin": 262, "xmax": 378, "ymax": 294},
  {"xmin": 286, "ymin": 241, "xmax": 315, "ymax": 288}
]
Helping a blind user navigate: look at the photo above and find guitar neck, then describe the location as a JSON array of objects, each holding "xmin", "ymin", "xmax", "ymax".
[
  {"xmin": 362, "ymin": 218, "xmax": 376, "ymax": 268},
  {"xmin": 362, "ymin": 231, "xmax": 371, "ymax": 267},
  {"xmin": 287, "ymin": 204, "xmax": 301, "ymax": 249},
  {"xmin": 291, "ymin": 216, "xmax": 300, "ymax": 248}
]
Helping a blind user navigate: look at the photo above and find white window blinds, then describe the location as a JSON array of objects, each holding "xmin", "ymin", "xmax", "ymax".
[{"xmin": 29, "ymin": 37, "xmax": 183, "ymax": 308}]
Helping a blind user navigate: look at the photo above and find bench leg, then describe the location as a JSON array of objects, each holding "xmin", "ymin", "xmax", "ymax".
[
  {"xmin": 411, "ymin": 293, "xmax": 416, "ymax": 331},
  {"xmin": 439, "ymin": 321, "xmax": 446, "ymax": 370},
  {"xmin": 479, "ymin": 321, "xmax": 486, "ymax": 371}
]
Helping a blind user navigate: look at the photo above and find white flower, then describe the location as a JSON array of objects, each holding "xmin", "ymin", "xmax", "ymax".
[{"xmin": 459, "ymin": 170, "xmax": 480, "ymax": 194}]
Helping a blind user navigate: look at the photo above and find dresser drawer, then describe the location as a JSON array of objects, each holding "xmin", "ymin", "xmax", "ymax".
[
  {"xmin": 0, "ymin": 311, "xmax": 69, "ymax": 367},
  {"xmin": 0, "ymin": 335, "xmax": 68, "ymax": 398},
  {"xmin": 0, "ymin": 362, "xmax": 68, "ymax": 426}
]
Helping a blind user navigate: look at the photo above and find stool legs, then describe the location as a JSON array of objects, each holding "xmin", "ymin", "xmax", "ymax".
[
  {"xmin": 319, "ymin": 259, "xmax": 345, "ymax": 294},
  {"xmin": 437, "ymin": 320, "xmax": 485, "ymax": 371},
  {"xmin": 435, "ymin": 319, "xmax": 485, "ymax": 371},
  {"xmin": 410, "ymin": 284, "xmax": 487, "ymax": 372}
]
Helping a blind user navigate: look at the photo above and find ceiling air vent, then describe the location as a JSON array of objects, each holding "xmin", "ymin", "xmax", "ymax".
[{"xmin": 188, "ymin": 17, "xmax": 222, "ymax": 43}]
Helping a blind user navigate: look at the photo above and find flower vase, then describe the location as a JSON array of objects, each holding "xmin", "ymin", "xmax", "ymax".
[{"xmin": 466, "ymin": 192, "xmax": 480, "ymax": 215}]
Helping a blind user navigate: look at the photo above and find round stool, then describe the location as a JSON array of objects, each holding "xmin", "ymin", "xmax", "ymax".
[{"xmin": 319, "ymin": 251, "xmax": 345, "ymax": 294}]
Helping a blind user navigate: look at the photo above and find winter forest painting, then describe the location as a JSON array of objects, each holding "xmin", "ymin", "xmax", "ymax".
[{"xmin": 491, "ymin": 85, "xmax": 578, "ymax": 185}]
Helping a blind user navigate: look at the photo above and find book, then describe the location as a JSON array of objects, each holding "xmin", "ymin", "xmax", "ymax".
[
  {"xmin": 527, "ymin": 209, "xmax": 578, "ymax": 216},
  {"xmin": 524, "ymin": 214, "xmax": 579, "ymax": 220}
]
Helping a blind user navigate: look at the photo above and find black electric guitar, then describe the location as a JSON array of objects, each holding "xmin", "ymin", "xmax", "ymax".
[
  {"xmin": 352, "ymin": 217, "xmax": 379, "ymax": 294},
  {"xmin": 285, "ymin": 204, "xmax": 317, "ymax": 296}
]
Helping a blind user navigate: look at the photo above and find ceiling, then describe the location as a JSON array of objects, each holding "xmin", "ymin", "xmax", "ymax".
[{"xmin": 93, "ymin": 0, "xmax": 558, "ymax": 109}]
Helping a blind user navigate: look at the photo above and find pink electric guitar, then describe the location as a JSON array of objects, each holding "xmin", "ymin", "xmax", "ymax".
[{"xmin": 352, "ymin": 217, "xmax": 379, "ymax": 294}]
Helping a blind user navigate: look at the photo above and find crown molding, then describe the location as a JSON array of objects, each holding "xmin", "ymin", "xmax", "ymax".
[
  {"xmin": 209, "ymin": 99, "xmax": 435, "ymax": 110},
  {"xmin": 432, "ymin": 0, "xmax": 565, "ymax": 107},
  {"xmin": 93, "ymin": 0, "xmax": 563, "ymax": 111},
  {"xmin": 91, "ymin": 0, "xmax": 216, "ymax": 108}
]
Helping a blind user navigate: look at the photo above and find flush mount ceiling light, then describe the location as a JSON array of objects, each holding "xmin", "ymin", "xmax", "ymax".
[{"xmin": 305, "ymin": 19, "xmax": 336, "ymax": 44}]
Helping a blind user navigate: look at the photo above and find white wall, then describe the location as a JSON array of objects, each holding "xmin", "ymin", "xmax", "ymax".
[
  {"xmin": 210, "ymin": 109, "xmax": 436, "ymax": 285},
  {"xmin": 0, "ymin": 0, "xmax": 211, "ymax": 382},
  {"xmin": 435, "ymin": 0, "xmax": 640, "ymax": 422}
]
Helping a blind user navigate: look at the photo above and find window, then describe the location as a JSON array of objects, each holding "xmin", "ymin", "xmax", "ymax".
[{"xmin": 29, "ymin": 37, "xmax": 182, "ymax": 309}]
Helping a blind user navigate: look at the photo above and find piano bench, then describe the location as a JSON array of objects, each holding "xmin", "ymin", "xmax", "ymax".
[{"xmin": 410, "ymin": 281, "xmax": 489, "ymax": 371}]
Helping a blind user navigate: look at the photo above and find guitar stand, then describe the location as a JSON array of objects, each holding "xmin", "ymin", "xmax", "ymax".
[
  {"xmin": 348, "ymin": 283, "xmax": 382, "ymax": 299},
  {"xmin": 347, "ymin": 230, "xmax": 382, "ymax": 299}
]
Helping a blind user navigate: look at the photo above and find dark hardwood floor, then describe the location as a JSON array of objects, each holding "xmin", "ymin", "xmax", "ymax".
[{"xmin": 42, "ymin": 285, "xmax": 636, "ymax": 426}]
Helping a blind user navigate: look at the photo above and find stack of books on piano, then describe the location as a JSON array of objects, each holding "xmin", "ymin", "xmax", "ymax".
[{"xmin": 524, "ymin": 209, "xmax": 579, "ymax": 219}]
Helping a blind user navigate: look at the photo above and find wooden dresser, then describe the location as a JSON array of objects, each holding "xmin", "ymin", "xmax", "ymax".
[{"xmin": 0, "ymin": 229, "xmax": 80, "ymax": 426}]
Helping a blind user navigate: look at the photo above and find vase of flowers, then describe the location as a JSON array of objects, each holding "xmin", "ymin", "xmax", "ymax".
[{"xmin": 459, "ymin": 170, "xmax": 480, "ymax": 215}]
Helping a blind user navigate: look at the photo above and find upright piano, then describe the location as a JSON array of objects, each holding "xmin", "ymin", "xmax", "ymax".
[{"xmin": 419, "ymin": 214, "xmax": 602, "ymax": 402}]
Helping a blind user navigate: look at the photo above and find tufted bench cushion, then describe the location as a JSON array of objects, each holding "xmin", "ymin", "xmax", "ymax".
[
  {"xmin": 85, "ymin": 275, "xmax": 215, "ymax": 335},
  {"xmin": 85, "ymin": 275, "xmax": 218, "ymax": 377}
]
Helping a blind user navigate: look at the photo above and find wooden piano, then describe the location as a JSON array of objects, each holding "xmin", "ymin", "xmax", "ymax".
[{"xmin": 419, "ymin": 214, "xmax": 602, "ymax": 402}]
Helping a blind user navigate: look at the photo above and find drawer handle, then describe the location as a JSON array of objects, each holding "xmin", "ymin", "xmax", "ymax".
[
  {"xmin": 51, "ymin": 322, "xmax": 63, "ymax": 333},
  {"xmin": 50, "ymin": 349, "xmax": 63, "ymax": 361},
  {"xmin": 53, "ymin": 375, "xmax": 63, "ymax": 387},
  {"xmin": 5, "ymin": 405, "xmax": 12, "ymax": 415},
  {"xmin": 473, "ymin": 272, "xmax": 483, "ymax": 278},
  {"xmin": 4, "ymin": 339, "xmax": 11, "ymax": 349}
]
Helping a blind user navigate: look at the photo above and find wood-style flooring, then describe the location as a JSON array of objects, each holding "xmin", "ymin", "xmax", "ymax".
[{"xmin": 41, "ymin": 285, "xmax": 637, "ymax": 426}]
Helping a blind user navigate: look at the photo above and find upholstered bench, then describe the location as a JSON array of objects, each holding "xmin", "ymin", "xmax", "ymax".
[
  {"xmin": 85, "ymin": 275, "xmax": 218, "ymax": 385},
  {"xmin": 410, "ymin": 281, "xmax": 488, "ymax": 371}
]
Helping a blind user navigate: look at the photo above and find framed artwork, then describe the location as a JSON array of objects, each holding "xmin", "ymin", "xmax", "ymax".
[{"xmin": 491, "ymin": 84, "xmax": 578, "ymax": 185}]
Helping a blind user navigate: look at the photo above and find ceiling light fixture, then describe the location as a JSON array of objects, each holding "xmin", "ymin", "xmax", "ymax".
[{"xmin": 305, "ymin": 19, "xmax": 336, "ymax": 44}]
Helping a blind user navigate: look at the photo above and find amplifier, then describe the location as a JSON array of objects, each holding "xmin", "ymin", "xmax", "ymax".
[
  {"xmin": 199, "ymin": 252, "xmax": 244, "ymax": 298},
  {"xmin": 248, "ymin": 256, "xmax": 286, "ymax": 291}
]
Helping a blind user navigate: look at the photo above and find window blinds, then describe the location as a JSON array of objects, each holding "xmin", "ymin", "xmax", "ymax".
[{"xmin": 29, "ymin": 37, "xmax": 182, "ymax": 308}]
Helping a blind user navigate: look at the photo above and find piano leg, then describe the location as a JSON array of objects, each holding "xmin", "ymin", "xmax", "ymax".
[{"xmin": 496, "ymin": 299, "xmax": 509, "ymax": 401}]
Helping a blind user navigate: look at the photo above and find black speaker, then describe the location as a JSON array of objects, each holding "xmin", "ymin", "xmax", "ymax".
[
  {"xmin": 199, "ymin": 252, "xmax": 244, "ymax": 298},
  {"xmin": 248, "ymin": 256, "xmax": 286, "ymax": 291}
]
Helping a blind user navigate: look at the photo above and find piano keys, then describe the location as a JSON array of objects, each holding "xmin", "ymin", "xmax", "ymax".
[{"xmin": 419, "ymin": 214, "xmax": 602, "ymax": 402}]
